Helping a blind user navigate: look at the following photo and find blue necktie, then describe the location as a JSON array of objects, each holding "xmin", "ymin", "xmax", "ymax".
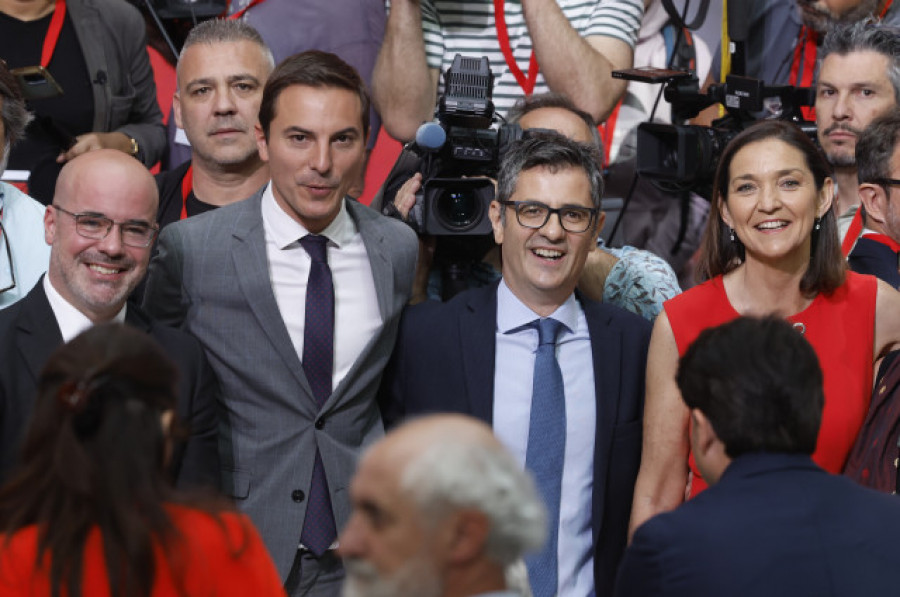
[
  {"xmin": 526, "ymin": 317, "xmax": 566, "ymax": 597},
  {"xmin": 298, "ymin": 234, "xmax": 337, "ymax": 557}
]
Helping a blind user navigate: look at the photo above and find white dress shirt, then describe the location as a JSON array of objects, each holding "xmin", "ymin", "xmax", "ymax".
[
  {"xmin": 43, "ymin": 275, "xmax": 127, "ymax": 342},
  {"xmin": 261, "ymin": 184, "xmax": 382, "ymax": 394},
  {"xmin": 493, "ymin": 280, "xmax": 596, "ymax": 597}
]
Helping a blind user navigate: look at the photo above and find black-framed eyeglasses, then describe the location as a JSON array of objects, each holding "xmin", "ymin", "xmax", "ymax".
[
  {"xmin": 873, "ymin": 178, "xmax": 900, "ymax": 188},
  {"xmin": 52, "ymin": 205, "xmax": 158, "ymax": 248},
  {"xmin": 499, "ymin": 200, "xmax": 599, "ymax": 233},
  {"xmin": 0, "ymin": 220, "xmax": 15, "ymax": 295}
]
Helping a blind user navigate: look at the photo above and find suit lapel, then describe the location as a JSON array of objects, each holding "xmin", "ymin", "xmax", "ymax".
[
  {"xmin": 230, "ymin": 195, "xmax": 311, "ymax": 393},
  {"xmin": 460, "ymin": 285, "xmax": 498, "ymax": 424},
  {"xmin": 16, "ymin": 282, "xmax": 65, "ymax": 384},
  {"xmin": 350, "ymin": 200, "xmax": 394, "ymax": 322}
]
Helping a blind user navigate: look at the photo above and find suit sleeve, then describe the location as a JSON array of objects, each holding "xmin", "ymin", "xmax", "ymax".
[
  {"xmin": 172, "ymin": 338, "xmax": 221, "ymax": 491},
  {"xmin": 143, "ymin": 225, "xmax": 189, "ymax": 328},
  {"xmin": 613, "ymin": 521, "xmax": 667, "ymax": 597},
  {"xmin": 377, "ymin": 308, "xmax": 411, "ymax": 430}
]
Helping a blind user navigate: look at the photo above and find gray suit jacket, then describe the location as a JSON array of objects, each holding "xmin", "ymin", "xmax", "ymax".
[{"xmin": 143, "ymin": 190, "xmax": 417, "ymax": 578}]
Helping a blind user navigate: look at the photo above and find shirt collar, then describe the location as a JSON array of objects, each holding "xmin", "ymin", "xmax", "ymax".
[
  {"xmin": 496, "ymin": 278, "xmax": 579, "ymax": 335},
  {"xmin": 260, "ymin": 182, "xmax": 355, "ymax": 249},
  {"xmin": 43, "ymin": 275, "xmax": 127, "ymax": 343}
]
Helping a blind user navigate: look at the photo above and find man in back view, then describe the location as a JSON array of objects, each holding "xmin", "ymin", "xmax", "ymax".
[{"xmin": 615, "ymin": 316, "xmax": 900, "ymax": 597}]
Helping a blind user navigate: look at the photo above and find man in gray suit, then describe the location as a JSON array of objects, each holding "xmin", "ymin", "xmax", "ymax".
[{"xmin": 143, "ymin": 51, "xmax": 418, "ymax": 597}]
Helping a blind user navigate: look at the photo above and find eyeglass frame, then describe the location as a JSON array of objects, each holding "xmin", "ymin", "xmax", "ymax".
[
  {"xmin": 0, "ymin": 219, "xmax": 15, "ymax": 295},
  {"xmin": 872, "ymin": 178, "xmax": 900, "ymax": 188},
  {"xmin": 52, "ymin": 204, "xmax": 159, "ymax": 248},
  {"xmin": 498, "ymin": 200, "xmax": 601, "ymax": 233}
]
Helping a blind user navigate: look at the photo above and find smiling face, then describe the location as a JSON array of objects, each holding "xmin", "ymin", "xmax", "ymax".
[
  {"xmin": 816, "ymin": 50, "xmax": 896, "ymax": 168},
  {"xmin": 256, "ymin": 85, "xmax": 366, "ymax": 232},
  {"xmin": 720, "ymin": 138, "xmax": 833, "ymax": 270},
  {"xmin": 490, "ymin": 165, "xmax": 599, "ymax": 315},
  {"xmin": 174, "ymin": 40, "xmax": 272, "ymax": 171},
  {"xmin": 45, "ymin": 151, "xmax": 158, "ymax": 322}
]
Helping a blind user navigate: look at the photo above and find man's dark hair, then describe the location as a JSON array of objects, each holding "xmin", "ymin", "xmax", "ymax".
[
  {"xmin": 0, "ymin": 61, "xmax": 31, "ymax": 146},
  {"xmin": 496, "ymin": 131, "xmax": 604, "ymax": 212},
  {"xmin": 857, "ymin": 112, "xmax": 900, "ymax": 195},
  {"xmin": 676, "ymin": 316, "xmax": 825, "ymax": 458},
  {"xmin": 507, "ymin": 92, "xmax": 604, "ymax": 153},
  {"xmin": 258, "ymin": 50, "xmax": 370, "ymax": 140},
  {"xmin": 821, "ymin": 21, "xmax": 900, "ymax": 104}
]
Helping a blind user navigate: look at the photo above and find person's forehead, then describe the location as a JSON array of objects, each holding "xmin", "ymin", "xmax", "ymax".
[
  {"xmin": 511, "ymin": 165, "xmax": 592, "ymax": 201},
  {"xmin": 178, "ymin": 40, "xmax": 270, "ymax": 83},
  {"xmin": 272, "ymin": 84, "xmax": 363, "ymax": 129},
  {"xmin": 518, "ymin": 107, "xmax": 593, "ymax": 144},
  {"xmin": 820, "ymin": 50, "xmax": 892, "ymax": 82}
]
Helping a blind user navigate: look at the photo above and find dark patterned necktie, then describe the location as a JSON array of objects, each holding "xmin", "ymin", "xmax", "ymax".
[
  {"xmin": 525, "ymin": 317, "xmax": 566, "ymax": 597},
  {"xmin": 298, "ymin": 234, "xmax": 337, "ymax": 556}
]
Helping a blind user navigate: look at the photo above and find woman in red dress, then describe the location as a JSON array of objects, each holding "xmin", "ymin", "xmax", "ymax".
[
  {"xmin": 0, "ymin": 324, "xmax": 285, "ymax": 597},
  {"xmin": 629, "ymin": 120, "xmax": 900, "ymax": 537}
]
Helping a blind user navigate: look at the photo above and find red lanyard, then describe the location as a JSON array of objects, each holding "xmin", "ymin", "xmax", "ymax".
[
  {"xmin": 226, "ymin": 0, "xmax": 267, "ymax": 20},
  {"xmin": 180, "ymin": 164, "xmax": 193, "ymax": 221},
  {"xmin": 599, "ymin": 100, "xmax": 622, "ymax": 169},
  {"xmin": 40, "ymin": 0, "xmax": 66, "ymax": 68},
  {"xmin": 842, "ymin": 208, "xmax": 864, "ymax": 257},
  {"xmin": 789, "ymin": 26, "xmax": 818, "ymax": 121},
  {"xmin": 494, "ymin": 0, "xmax": 539, "ymax": 94},
  {"xmin": 863, "ymin": 232, "xmax": 900, "ymax": 254}
]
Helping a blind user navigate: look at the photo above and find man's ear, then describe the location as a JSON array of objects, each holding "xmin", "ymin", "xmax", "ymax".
[
  {"xmin": 690, "ymin": 409, "xmax": 719, "ymax": 458},
  {"xmin": 489, "ymin": 201, "xmax": 504, "ymax": 245},
  {"xmin": 44, "ymin": 205, "xmax": 57, "ymax": 245},
  {"xmin": 859, "ymin": 183, "xmax": 889, "ymax": 227},
  {"xmin": 441, "ymin": 509, "xmax": 491, "ymax": 566},
  {"xmin": 173, "ymin": 92, "xmax": 184, "ymax": 130},
  {"xmin": 255, "ymin": 124, "xmax": 269, "ymax": 162}
]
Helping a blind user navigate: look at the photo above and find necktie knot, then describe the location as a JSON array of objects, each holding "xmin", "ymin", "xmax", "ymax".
[
  {"xmin": 300, "ymin": 234, "xmax": 329, "ymax": 263},
  {"xmin": 535, "ymin": 317, "xmax": 564, "ymax": 347}
]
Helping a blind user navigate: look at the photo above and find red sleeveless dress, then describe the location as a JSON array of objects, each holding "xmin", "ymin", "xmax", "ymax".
[{"xmin": 665, "ymin": 272, "xmax": 876, "ymax": 497}]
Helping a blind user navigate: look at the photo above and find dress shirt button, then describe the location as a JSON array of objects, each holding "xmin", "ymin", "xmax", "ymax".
[
  {"xmin": 291, "ymin": 489, "xmax": 305, "ymax": 502},
  {"xmin": 315, "ymin": 418, "xmax": 325, "ymax": 430}
]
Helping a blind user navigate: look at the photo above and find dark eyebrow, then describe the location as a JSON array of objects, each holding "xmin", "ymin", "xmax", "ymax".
[
  {"xmin": 226, "ymin": 74, "xmax": 261, "ymax": 85},
  {"xmin": 332, "ymin": 127, "xmax": 361, "ymax": 139}
]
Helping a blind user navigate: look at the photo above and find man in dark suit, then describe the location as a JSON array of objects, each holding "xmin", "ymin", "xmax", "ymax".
[
  {"xmin": 0, "ymin": 149, "xmax": 219, "ymax": 488},
  {"xmin": 380, "ymin": 133, "xmax": 651, "ymax": 597},
  {"xmin": 615, "ymin": 316, "xmax": 900, "ymax": 597},
  {"xmin": 143, "ymin": 51, "xmax": 418, "ymax": 596},
  {"xmin": 849, "ymin": 112, "xmax": 900, "ymax": 288}
]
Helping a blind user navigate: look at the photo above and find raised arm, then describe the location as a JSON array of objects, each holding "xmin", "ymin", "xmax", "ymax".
[
  {"xmin": 373, "ymin": 0, "xmax": 441, "ymax": 142},
  {"xmin": 628, "ymin": 310, "xmax": 691, "ymax": 539},
  {"xmin": 522, "ymin": 0, "xmax": 641, "ymax": 122}
]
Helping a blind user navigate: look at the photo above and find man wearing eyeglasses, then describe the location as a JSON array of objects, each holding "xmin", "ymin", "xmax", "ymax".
[
  {"xmin": 0, "ymin": 149, "xmax": 219, "ymax": 489},
  {"xmin": 379, "ymin": 133, "xmax": 651, "ymax": 597}
]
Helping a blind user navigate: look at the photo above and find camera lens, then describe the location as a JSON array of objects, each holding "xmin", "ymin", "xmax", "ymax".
[{"xmin": 436, "ymin": 188, "xmax": 482, "ymax": 230}]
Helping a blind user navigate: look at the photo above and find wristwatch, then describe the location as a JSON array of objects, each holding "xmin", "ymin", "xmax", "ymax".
[{"xmin": 128, "ymin": 136, "xmax": 139, "ymax": 157}]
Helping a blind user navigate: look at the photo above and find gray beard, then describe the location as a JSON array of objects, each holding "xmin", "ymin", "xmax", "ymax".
[
  {"xmin": 800, "ymin": 0, "xmax": 881, "ymax": 32},
  {"xmin": 342, "ymin": 557, "xmax": 443, "ymax": 597}
]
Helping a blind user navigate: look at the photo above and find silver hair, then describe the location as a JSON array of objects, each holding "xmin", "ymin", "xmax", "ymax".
[
  {"xmin": 178, "ymin": 18, "xmax": 275, "ymax": 75},
  {"xmin": 400, "ymin": 438, "xmax": 547, "ymax": 567},
  {"xmin": 506, "ymin": 92, "xmax": 604, "ymax": 154},
  {"xmin": 820, "ymin": 20, "xmax": 900, "ymax": 104}
]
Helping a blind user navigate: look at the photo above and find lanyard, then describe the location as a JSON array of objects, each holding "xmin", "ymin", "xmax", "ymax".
[
  {"xmin": 494, "ymin": 0, "xmax": 539, "ymax": 94},
  {"xmin": 180, "ymin": 164, "xmax": 193, "ymax": 221},
  {"xmin": 789, "ymin": 26, "xmax": 818, "ymax": 120},
  {"xmin": 863, "ymin": 232, "xmax": 900, "ymax": 254},
  {"xmin": 842, "ymin": 208, "xmax": 864, "ymax": 257},
  {"xmin": 40, "ymin": 0, "xmax": 66, "ymax": 68},
  {"xmin": 599, "ymin": 100, "xmax": 622, "ymax": 169},
  {"xmin": 226, "ymin": 0, "xmax": 267, "ymax": 20}
]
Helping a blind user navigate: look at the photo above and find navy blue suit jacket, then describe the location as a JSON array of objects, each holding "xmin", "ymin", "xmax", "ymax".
[
  {"xmin": 615, "ymin": 453, "xmax": 900, "ymax": 597},
  {"xmin": 379, "ymin": 282, "xmax": 652, "ymax": 596},
  {"xmin": 848, "ymin": 237, "xmax": 900, "ymax": 289}
]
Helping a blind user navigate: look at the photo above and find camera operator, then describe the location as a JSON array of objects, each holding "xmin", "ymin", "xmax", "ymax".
[{"xmin": 390, "ymin": 92, "xmax": 681, "ymax": 321}]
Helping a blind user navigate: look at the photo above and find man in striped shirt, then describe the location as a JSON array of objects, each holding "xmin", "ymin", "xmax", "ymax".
[{"xmin": 373, "ymin": 0, "xmax": 645, "ymax": 142}]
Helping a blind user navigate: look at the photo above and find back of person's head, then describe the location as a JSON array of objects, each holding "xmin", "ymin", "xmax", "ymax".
[
  {"xmin": 821, "ymin": 21, "xmax": 900, "ymax": 103},
  {"xmin": 676, "ymin": 316, "xmax": 825, "ymax": 458},
  {"xmin": 178, "ymin": 17, "xmax": 275, "ymax": 75},
  {"xmin": 401, "ymin": 430, "xmax": 546, "ymax": 567},
  {"xmin": 507, "ymin": 93, "xmax": 603, "ymax": 151},
  {"xmin": 857, "ymin": 112, "xmax": 900, "ymax": 187},
  {"xmin": 258, "ymin": 50, "xmax": 370, "ymax": 140},
  {"xmin": 0, "ymin": 324, "xmax": 180, "ymax": 597},
  {"xmin": 497, "ymin": 131, "xmax": 604, "ymax": 210},
  {"xmin": 0, "ymin": 60, "xmax": 31, "ymax": 148}
]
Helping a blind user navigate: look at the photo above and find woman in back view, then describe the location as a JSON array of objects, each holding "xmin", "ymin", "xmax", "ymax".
[{"xmin": 0, "ymin": 323, "xmax": 285, "ymax": 597}]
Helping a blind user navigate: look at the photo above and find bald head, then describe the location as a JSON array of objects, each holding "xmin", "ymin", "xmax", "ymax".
[{"xmin": 45, "ymin": 150, "xmax": 158, "ymax": 322}]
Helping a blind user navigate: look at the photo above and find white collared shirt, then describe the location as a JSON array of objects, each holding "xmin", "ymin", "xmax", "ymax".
[
  {"xmin": 261, "ymin": 184, "xmax": 382, "ymax": 394},
  {"xmin": 493, "ymin": 280, "xmax": 596, "ymax": 597},
  {"xmin": 43, "ymin": 275, "xmax": 127, "ymax": 342}
]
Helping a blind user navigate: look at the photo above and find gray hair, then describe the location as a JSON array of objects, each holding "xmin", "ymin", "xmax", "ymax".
[
  {"xmin": 820, "ymin": 21, "xmax": 900, "ymax": 104},
  {"xmin": 507, "ymin": 92, "xmax": 604, "ymax": 153},
  {"xmin": 0, "ymin": 61, "xmax": 32, "ymax": 146},
  {"xmin": 857, "ymin": 112, "xmax": 900, "ymax": 191},
  {"xmin": 497, "ymin": 132, "xmax": 604, "ymax": 211},
  {"xmin": 401, "ymin": 438, "xmax": 546, "ymax": 566},
  {"xmin": 179, "ymin": 18, "xmax": 275, "ymax": 73}
]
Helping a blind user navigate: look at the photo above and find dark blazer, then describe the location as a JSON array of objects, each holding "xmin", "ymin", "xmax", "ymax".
[
  {"xmin": 379, "ymin": 283, "xmax": 652, "ymax": 596},
  {"xmin": 0, "ymin": 280, "xmax": 220, "ymax": 489},
  {"xmin": 615, "ymin": 453, "xmax": 900, "ymax": 597},
  {"xmin": 848, "ymin": 236, "xmax": 900, "ymax": 289}
]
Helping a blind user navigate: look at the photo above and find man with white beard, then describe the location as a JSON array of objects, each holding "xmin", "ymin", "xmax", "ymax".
[{"xmin": 338, "ymin": 414, "xmax": 545, "ymax": 597}]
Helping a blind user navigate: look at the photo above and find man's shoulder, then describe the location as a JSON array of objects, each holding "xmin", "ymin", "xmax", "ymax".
[
  {"xmin": 348, "ymin": 199, "xmax": 418, "ymax": 249},
  {"xmin": 581, "ymin": 293, "xmax": 652, "ymax": 337},
  {"xmin": 68, "ymin": 0, "xmax": 145, "ymax": 28},
  {"xmin": 128, "ymin": 302, "xmax": 204, "ymax": 358},
  {"xmin": 162, "ymin": 192, "xmax": 261, "ymax": 240},
  {"xmin": 403, "ymin": 284, "xmax": 495, "ymax": 324}
]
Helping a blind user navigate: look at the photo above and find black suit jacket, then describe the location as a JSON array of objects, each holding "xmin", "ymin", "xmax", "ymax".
[
  {"xmin": 0, "ymin": 280, "xmax": 220, "ymax": 488},
  {"xmin": 379, "ymin": 283, "xmax": 652, "ymax": 596},
  {"xmin": 615, "ymin": 453, "xmax": 900, "ymax": 597},
  {"xmin": 848, "ymin": 236, "xmax": 900, "ymax": 289}
]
